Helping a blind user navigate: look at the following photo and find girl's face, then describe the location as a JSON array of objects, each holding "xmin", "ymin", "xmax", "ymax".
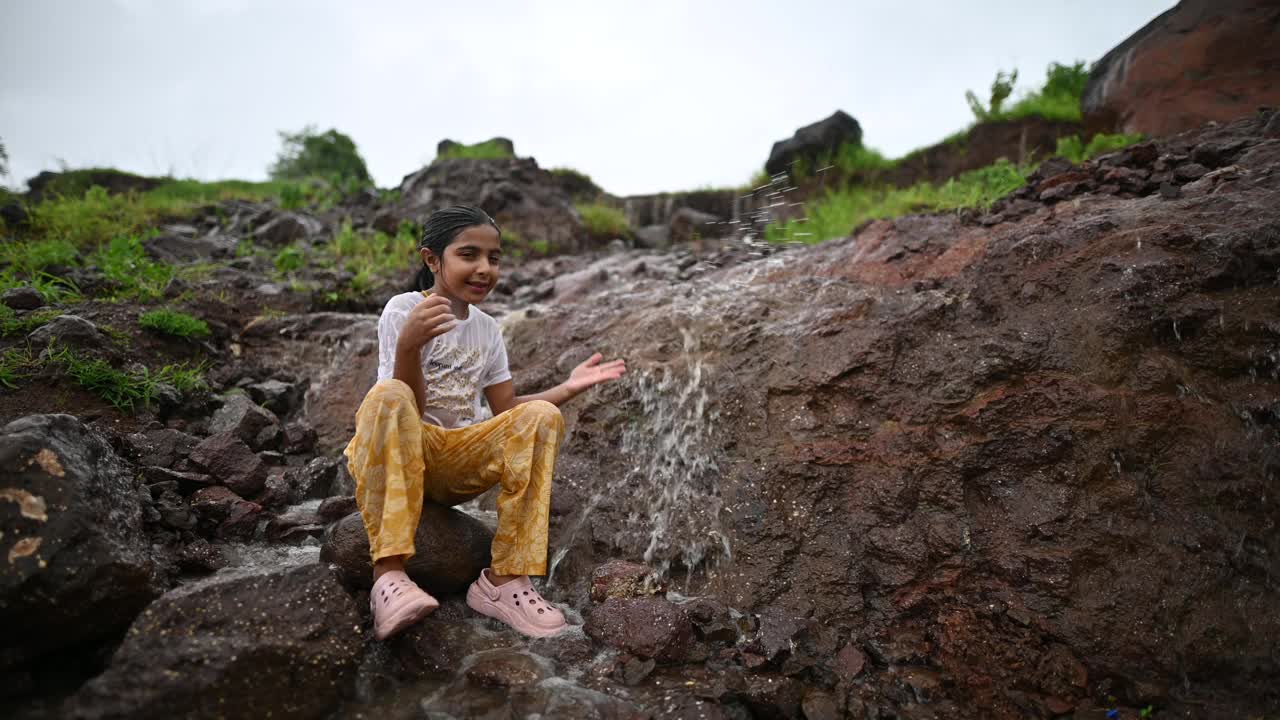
[{"xmin": 423, "ymin": 224, "xmax": 502, "ymax": 304}]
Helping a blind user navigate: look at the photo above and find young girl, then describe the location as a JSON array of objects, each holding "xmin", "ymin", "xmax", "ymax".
[{"xmin": 344, "ymin": 205, "xmax": 625, "ymax": 641}]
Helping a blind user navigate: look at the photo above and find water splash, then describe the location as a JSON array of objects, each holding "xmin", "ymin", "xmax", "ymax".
[{"xmin": 616, "ymin": 323, "xmax": 730, "ymax": 580}]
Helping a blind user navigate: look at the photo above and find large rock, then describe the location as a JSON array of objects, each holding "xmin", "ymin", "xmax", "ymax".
[
  {"xmin": 207, "ymin": 391, "xmax": 282, "ymax": 451},
  {"xmin": 393, "ymin": 155, "xmax": 590, "ymax": 255},
  {"xmin": 506, "ymin": 114, "xmax": 1280, "ymax": 716},
  {"xmin": 188, "ymin": 432, "xmax": 266, "ymax": 497},
  {"xmin": 765, "ymin": 110, "xmax": 862, "ymax": 176},
  {"xmin": 63, "ymin": 563, "xmax": 362, "ymax": 720},
  {"xmin": 0, "ymin": 414, "xmax": 160, "ymax": 671},
  {"xmin": 253, "ymin": 211, "xmax": 325, "ymax": 247},
  {"xmin": 320, "ymin": 506, "xmax": 493, "ymax": 594},
  {"xmin": 1083, "ymin": 0, "xmax": 1280, "ymax": 137}
]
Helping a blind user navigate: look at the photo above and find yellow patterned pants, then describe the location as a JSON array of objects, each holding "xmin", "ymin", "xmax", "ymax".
[{"xmin": 343, "ymin": 379, "xmax": 564, "ymax": 576}]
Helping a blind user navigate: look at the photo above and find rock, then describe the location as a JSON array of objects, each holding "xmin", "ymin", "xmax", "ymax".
[
  {"xmin": 265, "ymin": 509, "xmax": 326, "ymax": 543},
  {"xmin": 0, "ymin": 414, "xmax": 161, "ymax": 672},
  {"xmin": 0, "ymin": 199, "xmax": 30, "ymax": 229},
  {"xmin": 208, "ymin": 392, "xmax": 282, "ymax": 451},
  {"xmin": 801, "ymin": 689, "xmax": 840, "ymax": 720},
  {"xmin": 634, "ymin": 224, "xmax": 671, "ymax": 250},
  {"xmin": 739, "ymin": 673, "xmax": 804, "ymax": 719},
  {"xmin": 396, "ymin": 153, "xmax": 589, "ymax": 255},
  {"xmin": 765, "ymin": 110, "xmax": 862, "ymax": 176},
  {"xmin": 237, "ymin": 313, "xmax": 378, "ymax": 453},
  {"xmin": 317, "ymin": 495, "xmax": 357, "ymax": 522},
  {"xmin": 175, "ymin": 538, "xmax": 225, "ymax": 573},
  {"xmin": 140, "ymin": 466, "xmax": 214, "ymax": 493},
  {"xmin": 143, "ymin": 232, "xmax": 236, "ymax": 263},
  {"xmin": 320, "ymin": 507, "xmax": 492, "ymax": 594},
  {"xmin": 590, "ymin": 559, "xmax": 666, "ymax": 602},
  {"xmin": 63, "ymin": 564, "xmax": 361, "ymax": 720},
  {"xmin": 255, "ymin": 470, "xmax": 291, "ymax": 509},
  {"xmin": 1173, "ymin": 162, "xmax": 1209, "ymax": 181},
  {"xmin": 834, "ymin": 643, "xmax": 867, "ymax": 680},
  {"xmin": 585, "ymin": 597, "xmax": 693, "ymax": 663},
  {"xmin": 282, "ymin": 420, "xmax": 318, "ymax": 454},
  {"xmin": 124, "ymin": 428, "xmax": 200, "ymax": 468},
  {"xmin": 745, "ymin": 606, "xmax": 808, "ymax": 663},
  {"xmin": 620, "ymin": 656, "xmax": 656, "ymax": 686},
  {"xmin": 2, "ymin": 287, "xmax": 44, "ymax": 310},
  {"xmin": 152, "ymin": 487, "xmax": 196, "ymax": 531},
  {"xmin": 288, "ymin": 456, "xmax": 341, "ymax": 501},
  {"xmin": 245, "ymin": 378, "xmax": 301, "ymax": 416},
  {"xmin": 669, "ymin": 206, "xmax": 724, "ymax": 244},
  {"xmin": 189, "ymin": 486, "xmax": 263, "ymax": 541},
  {"xmin": 26, "ymin": 314, "xmax": 101, "ymax": 348},
  {"xmin": 463, "ymin": 648, "xmax": 550, "ymax": 688},
  {"xmin": 1082, "ymin": 0, "xmax": 1280, "ymax": 137},
  {"xmin": 254, "ymin": 212, "xmax": 324, "ymax": 247},
  {"xmin": 189, "ymin": 432, "xmax": 267, "ymax": 497}
]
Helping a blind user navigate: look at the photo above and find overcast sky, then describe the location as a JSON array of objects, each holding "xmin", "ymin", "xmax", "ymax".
[{"xmin": 1, "ymin": 0, "xmax": 1172, "ymax": 196}]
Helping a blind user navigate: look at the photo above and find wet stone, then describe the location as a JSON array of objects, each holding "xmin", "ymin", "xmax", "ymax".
[
  {"xmin": 2, "ymin": 286, "xmax": 44, "ymax": 310},
  {"xmin": 189, "ymin": 432, "xmax": 267, "ymax": 497},
  {"xmin": 464, "ymin": 649, "xmax": 551, "ymax": 688},
  {"xmin": 590, "ymin": 559, "xmax": 666, "ymax": 602},
  {"xmin": 586, "ymin": 596, "xmax": 693, "ymax": 664},
  {"xmin": 317, "ymin": 495, "xmax": 358, "ymax": 522}
]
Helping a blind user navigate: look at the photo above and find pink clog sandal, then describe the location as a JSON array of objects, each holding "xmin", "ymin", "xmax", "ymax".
[
  {"xmin": 466, "ymin": 570, "xmax": 568, "ymax": 638},
  {"xmin": 370, "ymin": 570, "xmax": 439, "ymax": 641}
]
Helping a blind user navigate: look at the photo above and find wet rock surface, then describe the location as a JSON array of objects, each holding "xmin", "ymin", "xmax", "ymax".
[
  {"xmin": 62, "ymin": 564, "xmax": 361, "ymax": 720},
  {"xmin": 321, "ymin": 506, "xmax": 493, "ymax": 594},
  {"xmin": 1, "ymin": 113, "xmax": 1279, "ymax": 719}
]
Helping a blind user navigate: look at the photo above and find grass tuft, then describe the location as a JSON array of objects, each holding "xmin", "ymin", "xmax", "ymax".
[
  {"xmin": 575, "ymin": 202, "xmax": 630, "ymax": 238},
  {"xmin": 1055, "ymin": 133, "xmax": 1145, "ymax": 164},
  {"xmin": 436, "ymin": 140, "xmax": 515, "ymax": 162},
  {"xmin": 46, "ymin": 346, "xmax": 206, "ymax": 412},
  {"xmin": 138, "ymin": 308, "xmax": 210, "ymax": 339}
]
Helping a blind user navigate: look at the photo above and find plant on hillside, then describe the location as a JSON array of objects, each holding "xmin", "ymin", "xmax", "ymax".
[
  {"xmin": 436, "ymin": 140, "xmax": 516, "ymax": 162},
  {"xmin": 46, "ymin": 346, "xmax": 206, "ymax": 412},
  {"xmin": 138, "ymin": 308, "xmax": 210, "ymax": 339},
  {"xmin": 1055, "ymin": 132, "xmax": 1144, "ymax": 164},
  {"xmin": 966, "ymin": 69, "xmax": 1018, "ymax": 122},
  {"xmin": 575, "ymin": 202, "xmax": 630, "ymax": 238},
  {"xmin": 0, "ymin": 137, "xmax": 8, "ymax": 179},
  {"xmin": 269, "ymin": 126, "xmax": 372, "ymax": 189},
  {"xmin": 767, "ymin": 157, "xmax": 1032, "ymax": 244}
]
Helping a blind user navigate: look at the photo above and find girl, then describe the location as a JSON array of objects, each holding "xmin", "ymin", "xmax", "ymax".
[{"xmin": 344, "ymin": 205, "xmax": 625, "ymax": 641}]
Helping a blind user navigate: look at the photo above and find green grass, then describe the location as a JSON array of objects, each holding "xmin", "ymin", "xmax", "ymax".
[
  {"xmin": 309, "ymin": 219, "xmax": 419, "ymax": 293},
  {"xmin": 273, "ymin": 245, "xmax": 305, "ymax": 273},
  {"xmin": 138, "ymin": 308, "xmax": 210, "ymax": 339},
  {"xmin": 1055, "ymin": 132, "xmax": 1145, "ymax": 164},
  {"xmin": 767, "ymin": 158, "xmax": 1032, "ymax": 244},
  {"xmin": 0, "ymin": 304, "xmax": 61, "ymax": 338},
  {"xmin": 968, "ymin": 61, "xmax": 1090, "ymax": 124},
  {"xmin": 575, "ymin": 202, "xmax": 630, "ymax": 238},
  {"xmin": 46, "ymin": 345, "xmax": 206, "ymax": 412},
  {"xmin": 436, "ymin": 140, "xmax": 515, "ymax": 162},
  {"xmin": 91, "ymin": 235, "xmax": 173, "ymax": 300},
  {"xmin": 0, "ymin": 348, "xmax": 37, "ymax": 389}
]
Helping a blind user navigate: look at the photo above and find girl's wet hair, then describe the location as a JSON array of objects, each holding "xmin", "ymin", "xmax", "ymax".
[{"xmin": 413, "ymin": 205, "xmax": 501, "ymax": 291}]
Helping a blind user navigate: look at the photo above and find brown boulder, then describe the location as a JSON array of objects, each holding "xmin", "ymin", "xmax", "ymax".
[
  {"xmin": 1083, "ymin": 0, "xmax": 1280, "ymax": 137},
  {"xmin": 188, "ymin": 432, "xmax": 266, "ymax": 497},
  {"xmin": 63, "ymin": 564, "xmax": 361, "ymax": 720},
  {"xmin": 584, "ymin": 597, "xmax": 693, "ymax": 663},
  {"xmin": 320, "ymin": 507, "xmax": 493, "ymax": 594}
]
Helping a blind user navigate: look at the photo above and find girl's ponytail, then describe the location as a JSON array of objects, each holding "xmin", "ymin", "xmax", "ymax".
[{"xmin": 409, "ymin": 205, "xmax": 500, "ymax": 291}]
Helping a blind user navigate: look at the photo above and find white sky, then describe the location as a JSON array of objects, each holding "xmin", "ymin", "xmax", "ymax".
[{"xmin": 1, "ymin": 0, "xmax": 1172, "ymax": 197}]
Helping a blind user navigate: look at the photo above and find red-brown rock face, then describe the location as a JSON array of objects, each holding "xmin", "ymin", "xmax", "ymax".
[{"xmin": 1083, "ymin": 0, "xmax": 1280, "ymax": 137}]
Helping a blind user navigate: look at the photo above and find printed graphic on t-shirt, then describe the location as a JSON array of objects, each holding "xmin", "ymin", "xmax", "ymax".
[{"xmin": 423, "ymin": 344, "xmax": 484, "ymax": 424}]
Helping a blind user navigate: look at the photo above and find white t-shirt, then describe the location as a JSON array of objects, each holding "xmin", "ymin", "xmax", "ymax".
[{"xmin": 376, "ymin": 291, "xmax": 511, "ymax": 429}]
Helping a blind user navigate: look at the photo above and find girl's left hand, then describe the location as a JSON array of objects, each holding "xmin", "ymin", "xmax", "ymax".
[{"xmin": 565, "ymin": 353, "xmax": 626, "ymax": 393}]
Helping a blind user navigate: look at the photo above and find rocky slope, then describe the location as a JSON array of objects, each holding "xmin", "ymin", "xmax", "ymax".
[{"xmin": 3, "ymin": 115, "xmax": 1279, "ymax": 720}]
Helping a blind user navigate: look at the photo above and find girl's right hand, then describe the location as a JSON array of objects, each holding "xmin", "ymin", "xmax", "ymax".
[{"xmin": 396, "ymin": 294, "xmax": 456, "ymax": 352}]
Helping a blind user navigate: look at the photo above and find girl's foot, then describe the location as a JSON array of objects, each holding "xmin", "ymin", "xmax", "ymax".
[
  {"xmin": 466, "ymin": 569, "xmax": 568, "ymax": 638},
  {"xmin": 370, "ymin": 570, "xmax": 439, "ymax": 640}
]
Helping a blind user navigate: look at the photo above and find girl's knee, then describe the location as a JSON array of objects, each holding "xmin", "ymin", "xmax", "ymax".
[
  {"xmin": 517, "ymin": 400, "xmax": 563, "ymax": 428},
  {"xmin": 365, "ymin": 379, "xmax": 416, "ymax": 408}
]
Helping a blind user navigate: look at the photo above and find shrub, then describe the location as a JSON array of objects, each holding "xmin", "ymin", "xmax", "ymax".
[
  {"xmin": 436, "ymin": 140, "xmax": 515, "ymax": 162},
  {"xmin": 1055, "ymin": 132, "xmax": 1145, "ymax": 164},
  {"xmin": 92, "ymin": 235, "xmax": 173, "ymax": 300},
  {"xmin": 138, "ymin": 308, "xmax": 210, "ymax": 339},
  {"xmin": 269, "ymin": 126, "xmax": 372, "ymax": 188},
  {"xmin": 966, "ymin": 69, "xmax": 1018, "ymax": 122},
  {"xmin": 966, "ymin": 61, "xmax": 1090, "ymax": 124},
  {"xmin": 0, "ymin": 137, "xmax": 7, "ymax": 179},
  {"xmin": 576, "ymin": 202, "xmax": 630, "ymax": 238},
  {"xmin": 767, "ymin": 158, "xmax": 1031, "ymax": 244},
  {"xmin": 273, "ymin": 245, "xmax": 305, "ymax": 273}
]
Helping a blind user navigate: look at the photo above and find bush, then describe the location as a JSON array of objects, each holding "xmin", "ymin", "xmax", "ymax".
[
  {"xmin": 0, "ymin": 138, "xmax": 8, "ymax": 179},
  {"xmin": 1055, "ymin": 133, "xmax": 1145, "ymax": 164},
  {"xmin": 139, "ymin": 308, "xmax": 210, "ymax": 339},
  {"xmin": 269, "ymin": 126, "xmax": 372, "ymax": 188},
  {"xmin": 966, "ymin": 61, "xmax": 1090, "ymax": 124},
  {"xmin": 575, "ymin": 202, "xmax": 630, "ymax": 238},
  {"xmin": 767, "ymin": 158, "xmax": 1031, "ymax": 244},
  {"xmin": 436, "ymin": 140, "xmax": 515, "ymax": 162}
]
